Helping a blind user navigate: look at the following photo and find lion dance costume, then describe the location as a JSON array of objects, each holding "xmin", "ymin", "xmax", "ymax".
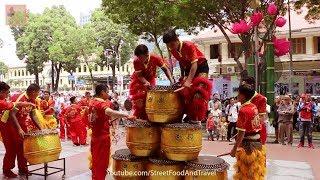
[{"xmin": 234, "ymin": 101, "xmax": 266, "ymax": 180}]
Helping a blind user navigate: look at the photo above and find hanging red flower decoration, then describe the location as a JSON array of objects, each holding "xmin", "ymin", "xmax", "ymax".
[
  {"xmin": 273, "ymin": 37, "xmax": 290, "ymax": 56},
  {"xmin": 231, "ymin": 20, "xmax": 252, "ymax": 34},
  {"xmin": 267, "ymin": 3, "xmax": 278, "ymax": 15},
  {"xmin": 275, "ymin": 16, "xmax": 286, "ymax": 27},
  {"xmin": 251, "ymin": 12, "xmax": 263, "ymax": 26}
]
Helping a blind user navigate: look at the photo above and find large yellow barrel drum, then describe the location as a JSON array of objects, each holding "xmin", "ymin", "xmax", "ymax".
[
  {"xmin": 146, "ymin": 158, "xmax": 183, "ymax": 180},
  {"xmin": 112, "ymin": 149, "xmax": 146, "ymax": 180},
  {"xmin": 184, "ymin": 156, "xmax": 229, "ymax": 180},
  {"xmin": 146, "ymin": 86, "xmax": 183, "ymax": 123},
  {"xmin": 126, "ymin": 120, "xmax": 161, "ymax": 157},
  {"xmin": 161, "ymin": 123, "xmax": 202, "ymax": 161},
  {"xmin": 23, "ymin": 129, "xmax": 62, "ymax": 165}
]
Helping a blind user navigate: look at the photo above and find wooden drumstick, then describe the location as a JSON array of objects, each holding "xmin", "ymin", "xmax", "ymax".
[
  {"xmin": 174, "ymin": 84, "xmax": 193, "ymax": 93},
  {"xmin": 217, "ymin": 152, "xmax": 231, "ymax": 157}
]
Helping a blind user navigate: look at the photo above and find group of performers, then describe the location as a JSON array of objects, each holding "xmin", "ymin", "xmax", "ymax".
[{"xmin": 0, "ymin": 29, "xmax": 268, "ymax": 180}]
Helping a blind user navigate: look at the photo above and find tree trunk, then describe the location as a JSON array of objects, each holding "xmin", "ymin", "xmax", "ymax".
[
  {"xmin": 51, "ymin": 62, "xmax": 54, "ymax": 92},
  {"xmin": 84, "ymin": 59, "xmax": 95, "ymax": 90},
  {"xmin": 34, "ymin": 70, "xmax": 39, "ymax": 85},
  {"xmin": 53, "ymin": 63, "xmax": 62, "ymax": 92},
  {"xmin": 111, "ymin": 64, "xmax": 116, "ymax": 92},
  {"xmin": 152, "ymin": 33, "xmax": 164, "ymax": 58}
]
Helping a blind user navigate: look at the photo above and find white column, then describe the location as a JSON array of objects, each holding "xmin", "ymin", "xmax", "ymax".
[
  {"xmin": 306, "ymin": 36, "xmax": 313, "ymax": 55},
  {"xmin": 221, "ymin": 43, "xmax": 229, "ymax": 61}
]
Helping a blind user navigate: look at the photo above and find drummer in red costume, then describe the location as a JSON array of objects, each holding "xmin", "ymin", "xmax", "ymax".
[
  {"xmin": 129, "ymin": 44, "xmax": 174, "ymax": 120},
  {"xmin": 230, "ymin": 84, "xmax": 266, "ymax": 180},
  {"xmin": 163, "ymin": 29, "xmax": 212, "ymax": 122},
  {"xmin": 89, "ymin": 84, "xmax": 135, "ymax": 180},
  {"xmin": 40, "ymin": 91, "xmax": 57, "ymax": 129},
  {"xmin": 0, "ymin": 82, "xmax": 32, "ymax": 178},
  {"xmin": 64, "ymin": 97, "xmax": 87, "ymax": 146},
  {"xmin": 242, "ymin": 76, "xmax": 267, "ymax": 144},
  {"xmin": 7, "ymin": 84, "xmax": 43, "ymax": 177},
  {"xmin": 78, "ymin": 92, "xmax": 91, "ymax": 127}
]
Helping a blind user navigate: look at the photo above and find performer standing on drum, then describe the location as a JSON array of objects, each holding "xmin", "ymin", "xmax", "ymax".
[
  {"xmin": 89, "ymin": 84, "xmax": 135, "ymax": 180},
  {"xmin": 8, "ymin": 84, "xmax": 44, "ymax": 176},
  {"xmin": 230, "ymin": 84, "xmax": 266, "ymax": 180},
  {"xmin": 64, "ymin": 96, "xmax": 87, "ymax": 146},
  {"xmin": 129, "ymin": 44, "xmax": 174, "ymax": 120},
  {"xmin": 40, "ymin": 91, "xmax": 57, "ymax": 129},
  {"xmin": 163, "ymin": 29, "xmax": 212, "ymax": 122}
]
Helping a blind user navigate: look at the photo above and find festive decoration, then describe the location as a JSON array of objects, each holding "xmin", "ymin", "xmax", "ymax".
[
  {"xmin": 251, "ymin": 12, "xmax": 263, "ymax": 26},
  {"xmin": 233, "ymin": 146, "xmax": 266, "ymax": 180},
  {"xmin": 273, "ymin": 37, "xmax": 291, "ymax": 56},
  {"xmin": 275, "ymin": 16, "xmax": 286, "ymax": 27},
  {"xmin": 267, "ymin": 3, "xmax": 278, "ymax": 15},
  {"xmin": 231, "ymin": 20, "xmax": 252, "ymax": 34}
]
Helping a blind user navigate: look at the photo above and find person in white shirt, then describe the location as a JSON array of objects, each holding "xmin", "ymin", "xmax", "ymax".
[{"xmin": 226, "ymin": 97, "xmax": 240, "ymax": 141}]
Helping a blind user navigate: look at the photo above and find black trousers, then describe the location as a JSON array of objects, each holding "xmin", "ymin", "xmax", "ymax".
[{"xmin": 227, "ymin": 122, "xmax": 237, "ymax": 140}]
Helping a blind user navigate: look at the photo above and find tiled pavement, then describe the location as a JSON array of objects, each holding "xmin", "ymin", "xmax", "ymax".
[{"xmin": 0, "ymin": 130, "xmax": 317, "ymax": 180}]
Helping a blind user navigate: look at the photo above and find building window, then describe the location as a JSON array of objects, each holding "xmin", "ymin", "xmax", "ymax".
[
  {"xmin": 18, "ymin": 70, "xmax": 21, "ymax": 76},
  {"xmin": 292, "ymin": 38, "xmax": 306, "ymax": 54},
  {"xmin": 228, "ymin": 43, "xmax": 243, "ymax": 58},
  {"xmin": 126, "ymin": 65, "xmax": 129, "ymax": 72},
  {"xmin": 22, "ymin": 70, "xmax": 24, "ymax": 76},
  {"xmin": 78, "ymin": 66, "xmax": 81, "ymax": 73},
  {"xmin": 122, "ymin": 66, "xmax": 125, "ymax": 72},
  {"xmin": 14, "ymin": 70, "xmax": 17, "ymax": 77},
  {"xmin": 314, "ymin": 36, "xmax": 320, "ymax": 54},
  {"xmin": 83, "ymin": 65, "xmax": 87, "ymax": 72},
  {"xmin": 100, "ymin": 66, "xmax": 104, "ymax": 71},
  {"xmin": 60, "ymin": 79, "xmax": 63, "ymax": 85},
  {"xmin": 94, "ymin": 65, "xmax": 98, "ymax": 71},
  {"xmin": 210, "ymin": 44, "xmax": 220, "ymax": 59}
]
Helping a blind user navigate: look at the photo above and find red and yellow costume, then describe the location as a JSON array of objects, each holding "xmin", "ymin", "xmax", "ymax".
[
  {"xmin": 78, "ymin": 97, "xmax": 90, "ymax": 128},
  {"xmin": 1, "ymin": 93, "xmax": 41, "ymax": 173},
  {"xmin": 234, "ymin": 102, "xmax": 266, "ymax": 180},
  {"xmin": 40, "ymin": 98, "xmax": 57, "ymax": 129},
  {"xmin": 0, "ymin": 100, "xmax": 18, "ymax": 173},
  {"xmin": 64, "ymin": 104, "xmax": 87, "ymax": 145},
  {"xmin": 250, "ymin": 92, "xmax": 267, "ymax": 145},
  {"xmin": 169, "ymin": 41, "xmax": 212, "ymax": 121},
  {"xmin": 88, "ymin": 98, "xmax": 112, "ymax": 180},
  {"xmin": 129, "ymin": 54, "xmax": 165, "ymax": 120},
  {"xmin": 58, "ymin": 104, "xmax": 71, "ymax": 139}
]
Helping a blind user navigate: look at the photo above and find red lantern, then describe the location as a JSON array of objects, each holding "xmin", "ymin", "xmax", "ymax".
[
  {"xmin": 267, "ymin": 3, "xmax": 278, "ymax": 15},
  {"xmin": 231, "ymin": 20, "xmax": 252, "ymax": 34},
  {"xmin": 275, "ymin": 17, "xmax": 286, "ymax": 27},
  {"xmin": 273, "ymin": 37, "xmax": 290, "ymax": 57},
  {"xmin": 251, "ymin": 12, "xmax": 263, "ymax": 26}
]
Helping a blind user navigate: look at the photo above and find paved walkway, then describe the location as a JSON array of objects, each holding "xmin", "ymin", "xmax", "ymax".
[{"xmin": 0, "ymin": 134, "xmax": 318, "ymax": 180}]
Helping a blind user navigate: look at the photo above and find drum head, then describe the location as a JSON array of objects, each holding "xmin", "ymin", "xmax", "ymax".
[
  {"xmin": 125, "ymin": 120, "xmax": 152, "ymax": 128},
  {"xmin": 150, "ymin": 85, "xmax": 180, "ymax": 91},
  {"xmin": 186, "ymin": 156, "xmax": 229, "ymax": 172},
  {"xmin": 149, "ymin": 157, "xmax": 181, "ymax": 165},
  {"xmin": 25, "ymin": 129, "xmax": 59, "ymax": 137},
  {"xmin": 112, "ymin": 149, "xmax": 145, "ymax": 161},
  {"xmin": 164, "ymin": 123, "xmax": 202, "ymax": 130}
]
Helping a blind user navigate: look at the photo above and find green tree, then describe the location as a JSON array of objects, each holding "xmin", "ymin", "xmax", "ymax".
[
  {"xmin": 0, "ymin": 62, "xmax": 8, "ymax": 76},
  {"xmin": 174, "ymin": 0, "xmax": 286, "ymax": 77},
  {"xmin": 89, "ymin": 9, "xmax": 137, "ymax": 91},
  {"xmin": 16, "ymin": 13, "xmax": 50, "ymax": 84},
  {"xmin": 294, "ymin": 0, "xmax": 320, "ymax": 22},
  {"xmin": 102, "ymin": 0, "xmax": 182, "ymax": 58}
]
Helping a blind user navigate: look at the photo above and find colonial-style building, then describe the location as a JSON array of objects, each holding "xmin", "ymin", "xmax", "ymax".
[{"xmin": 192, "ymin": 9, "xmax": 320, "ymax": 98}]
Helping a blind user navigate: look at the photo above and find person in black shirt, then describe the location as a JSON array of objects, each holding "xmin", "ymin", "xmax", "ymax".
[{"xmin": 271, "ymin": 96, "xmax": 281, "ymax": 144}]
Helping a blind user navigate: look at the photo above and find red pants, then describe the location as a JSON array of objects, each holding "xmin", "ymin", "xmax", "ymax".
[
  {"xmin": 91, "ymin": 135, "xmax": 110, "ymax": 180},
  {"xmin": 59, "ymin": 117, "xmax": 66, "ymax": 139},
  {"xmin": 0, "ymin": 122, "xmax": 27, "ymax": 172},
  {"xmin": 69, "ymin": 121, "xmax": 87, "ymax": 145},
  {"xmin": 260, "ymin": 123, "xmax": 267, "ymax": 145}
]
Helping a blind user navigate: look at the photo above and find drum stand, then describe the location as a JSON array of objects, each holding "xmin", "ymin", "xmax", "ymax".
[{"xmin": 26, "ymin": 158, "xmax": 66, "ymax": 180}]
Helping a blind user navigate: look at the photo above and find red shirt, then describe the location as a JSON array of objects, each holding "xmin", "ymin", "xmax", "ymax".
[
  {"xmin": 0, "ymin": 99, "xmax": 14, "ymax": 120},
  {"xmin": 64, "ymin": 104, "xmax": 82, "ymax": 123},
  {"xmin": 133, "ymin": 54, "xmax": 165, "ymax": 81},
  {"xmin": 236, "ymin": 102, "xmax": 261, "ymax": 133},
  {"xmin": 89, "ymin": 98, "xmax": 112, "ymax": 137},
  {"xmin": 10, "ymin": 93, "xmax": 38, "ymax": 132},
  {"xmin": 169, "ymin": 41, "xmax": 206, "ymax": 69},
  {"xmin": 206, "ymin": 117, "xmax": 215, "ymax": 130},
  {"xmin": 250, "ymin": 93, "xmax": 267, "ymax": 115},
  {"xmin": 40, "ymin": 99, "xmax": 55, "ymax": 115}
]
